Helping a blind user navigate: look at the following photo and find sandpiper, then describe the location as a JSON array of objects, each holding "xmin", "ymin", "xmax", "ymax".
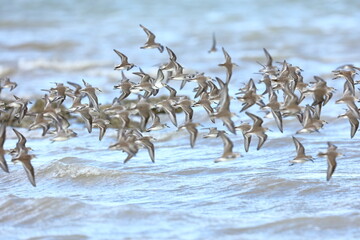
[
  {"xmin": 338, "ymin": 110, "xmax": 359, "ymax": 138},
  {"xmin": 318, "ymin": 142, "xmax": 341, "ymax": 181},
  {"xmin": 289, "ymin": 136, "xmax": 313, "ymax": 165},
  {"xmin": 1, "ymin": 77, "xmax": 17, "ymax": 92},
  {"xmin": 178, "ymin": 121, "xmax": 201, "ymax": 148},
  {"xmin": 7, "ymin": 95, "xmax": 29, "ymax": 124},
  {"xmin": 156, "ymin": 98, "xmax": 178, "ymax": 127},
  {"xmin": 12, "ymin": 149, "xmax": 36, "ymax": 187},
  {"xmin": 135, "ymin": 97, "xmax": 153, "ymax": 132},
  {"xmin": 257, "ymin": 48, "xmax": 278, "ymax": 76},
  {"xmin": 68, "ymin": 96, "xmax": 93, "ymax": 133},
  {"xmin": 244, "ymin": 112, "xmax": 269, "ymax": 152},
  {"xmin": 296, "ymin": 105, "xmax": 327, "ymax": 134},
  {"xmin": 236, "ymin": 79, "xmax": 265, "ymax": 112},
  {"xmin": 12, "ymin": 128, "xmax": 29, "ymax": 156},
  {"xmin": 135, "ymin": 135, "xmax": 156, "ymax": 163},
  {"xmin": 214, "ymin": 130, "xmax": 240, "ymax": 163},
  {"xmin": 146, "ymin": 113, "xmax": 169, "ymax": 132},
  {"xmin": 208, "ymin": 32, "xmax": 217, "ymax": 53},
  {"xmin": 333, "ymin": 69, "xmax": 356, "ymax": 95},
  {"xmin": 0, "ymin": 123, "xmax": 8, "ymax": 173},
  {"xmin": 80, "ymin": 79, "xmax": 101, "ymax": 112},
  {"xmin": 174, "ymin": 96, "xmax": 194, "ymax": 123},
  {"xmin": 203, "ymin": 127, "xmax": 219, "ymax": 138},
  {"xmin": 262, "ymin": 87, "xmax": 283, "ymax": 132},
  {"xmin": 109, "ymin": 130, "xmax": 139, "ymax": 163},
  {"xmin": 113, "ymin": 49, "xmax": 136, "ymax": 71},
  {"xmin": 218, "ymin": 47, "xmax": 238, "ymax": 84},
  {"xmin": 11, "ymin": 128, "xmax": 36, "ymax": 187},
  {"xmin": 92, "ymin": 117, "xmax": 110, "ymax": 141},
  {"xmin": 335, "ymin": 81, "xmax": 360, "ymax": 119},
  {"xmin": 114, "ymin": 71, "xmax": 134, "ymax": 101},
  {"xmin": 193, "ymin": 92, "xmax": 215, "ymax": 123},
  {"xmin": 28, "ymin": 112, "xmax": 51, "ymax": 136},
  {"xmin": 211, "ymin": 77, "xmax": 236, "ymax": 134},
  {"xmin": 139, "ymin": 24, "xmax": 164, "ymax": 53}
]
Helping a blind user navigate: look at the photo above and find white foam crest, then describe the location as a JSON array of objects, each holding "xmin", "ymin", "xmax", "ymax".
[
  {"xmin": 42, "ymin": 160, "xmax": 118, "ymax": 179},
  {"xmin": 18, "ymin": 58, "xmax": 112, "ymax": 72},
  {"xmin": 0, "ymin": 65, "xmax": 16, "ymax": 77}
]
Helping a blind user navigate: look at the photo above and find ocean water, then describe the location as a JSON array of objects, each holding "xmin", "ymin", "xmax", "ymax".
[{"xmin": 1, "ymin": 0, "xmax": 360, "ymax": 239}]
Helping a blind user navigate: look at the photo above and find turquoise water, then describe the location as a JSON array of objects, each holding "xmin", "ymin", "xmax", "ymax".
[{"xmin": 1, "ymin": 1, "xmax": 360, "ymax": 239}]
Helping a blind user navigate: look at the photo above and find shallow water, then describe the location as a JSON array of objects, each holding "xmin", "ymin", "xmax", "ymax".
[{"xmin": 1, "ymin": 0, "xmax": 360, "ymax": 239}]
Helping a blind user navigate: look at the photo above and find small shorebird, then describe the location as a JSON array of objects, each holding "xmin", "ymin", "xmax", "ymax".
[
  {"xmin": 214, "ymin": 130, "xmax": 240, "ymax": 163},
  {"xmin": 146, "ymin": 114, "xmax": 169, "ymax": 132},
  {"xmin": 235, "ymin": 122, "xmax": 251, "ymax": 135},
  {"xmin": 165, "ymin": 84, "xmax": 179, "ymax": 100},
  {"xmin": 92, "ymin": 117, "xmax": 110, "ymax": 141},
  {"xmin": 208, "ymin": 32, "xmax": 217, "ymax": 53},
  {"xmin": 211, "ymin": 77, "xmax": 236, "ymax": 134},
  {"xmin": 303, "ymin": 76, "xmax": 334, "ymax": 116},
  {"xmin": 156, "ymin": 98, "xmax": 178, "ymax": 127},
  {"xmin": 178, "ymin": 121, "xmax": 201, "ymax": 148},
  {"xmin": 48, "ymin": 82, "xmax": 68, "ymax": 107},
  {"xmin": 296, "ymin": 105, "xmax": 327, "ymax": 134},
  {"xmin": 289, "ymin": 136, "xmax": 313, "ymax": 165},
  {"xmin": 28, "ymin": 112, "xmax": 51, "ymax": 136},
  {"xmin": 116, "ymin": 109, "xmax": 132, "ymax": 129},
  {"xmin": 139, "ymin": 24, "xmax": 164, "ymax": 53},
  {"xmin": 160, "ymin": 47, "xmax": 177, "ymax": 71},
  {"xmin": 174, "ymin": 96, "xmax": 194, "ymax": 123},
  {"xmin": 12, "ymin": 128, "xmax": 29, "ymax": 156},
  {"xmin": 152, "ymin": 68, "xmax": 167, "ymax": 90},
  {"xmin": 131, "ymin": 68, "xmax": 156, "ymax": 97},
  {"xmin": 259, "ymin": 74, "xmax": 272, "ymax": 95},
  {"xmin": 11, "ymin": 128, "xmax": 36, "ymax": 187},
  {"xmin": 338, "ymin": 110, "xmax": 359, "ymax": 138},
  {"xmin": 0, "ymin": 123, "xmax": 8, "ymax": 173},
  {"xmin": 237, "ymin": 78, "xmax": 257, "ymax": 95},
  {"xmin": 42, "ymin": 94, "xmax": 70, "ymax": 131},
  {"xmin": 335, "ymin": 81, "xmax": 360, "ymax": 119},
  {"xmin": 67, "ymin": 81, "xmax": 82, "ymax": 97},
  {"xmin": 135, "ymin": 135, "xmax": 156, "ymax": 163},
  {"xmin": 218, "ymin": 47, "xmax": 238, "ymax": 84},
  {"xmin": 7, "ymin": 95, "xmax": 29, "ymax": 124},
  {"xmin": 12, "ymin": 149, "xmax": 36, "ymax": 187},
  {"xmin": 113, "ymin": 71, "xmax": 134, "ymax": 101},
  {"xmin": 109, "ymin": 130, "xmax": 139, "ymax": 163},
  {"xmin": 135, "ymin": 97, "xmax": 153, "ymax": 132},
  {"xmin": 208, "ymin": 80, "xmax": 221, "ymax": 102},
  {"xmin": 318, "ymin": 142, "xmax": 341, "ymax": 181},
  {"xmin": 189, "ymin": 73, "xmax": 211, "ymax": 99},
  {"xmin": 244, "ymin": 112, "xmax": 269, "ymax": 152},
  {"xmin": 262, "ymin": 87, "xmax": 283, "ymax": 132},
  {"xmin": 257, "ymin": 48, "xmax": 278, "ymax": 76},
  {"xmin": 236, "ymin": 80, "xmax": 265, "ymax": 112},
  {"xmin": 333, "ymin": 69, "xmax": 356, "ymax": 95},
  {"xmin": 68, "ymin": 96, "xmax": 93, "ymax": 133},
  {"xmin": 311, "ymin": 76, "xmax": 334, "ymax": 106},
  {"xmin": 1, "ymin": 77, "xmax": 17, "ymax": 92},
  {"xmin": 50, "ymin": 126, "xmax": 77, "ymax": 142},
  {"xmin": 193, "ymin": 92, "xmax": 215, "ymax": 123},
  {"xmin": 281, "ymin": 83, "xmax": 302, "ymax": 120},
  {"xmin": 113, "ymin": 49, "xmax": 136, "ymax": 71},
  {"xmin": 80, "ymin": 79, "xmax": 101, "ymax": 112},
  {"xmin": 203, "ymin": 127, "xmax": 219, "ymax": 138}
]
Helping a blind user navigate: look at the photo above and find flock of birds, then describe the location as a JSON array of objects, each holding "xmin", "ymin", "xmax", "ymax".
[{"xmin": 1, "ymin": 24, "xmax": 358, "ymax": 187}]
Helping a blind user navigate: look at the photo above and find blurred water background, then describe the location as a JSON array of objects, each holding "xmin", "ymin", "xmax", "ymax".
[{"xmin": 1, "ymin": 0, "xmax": 360, "ymax": 239}]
